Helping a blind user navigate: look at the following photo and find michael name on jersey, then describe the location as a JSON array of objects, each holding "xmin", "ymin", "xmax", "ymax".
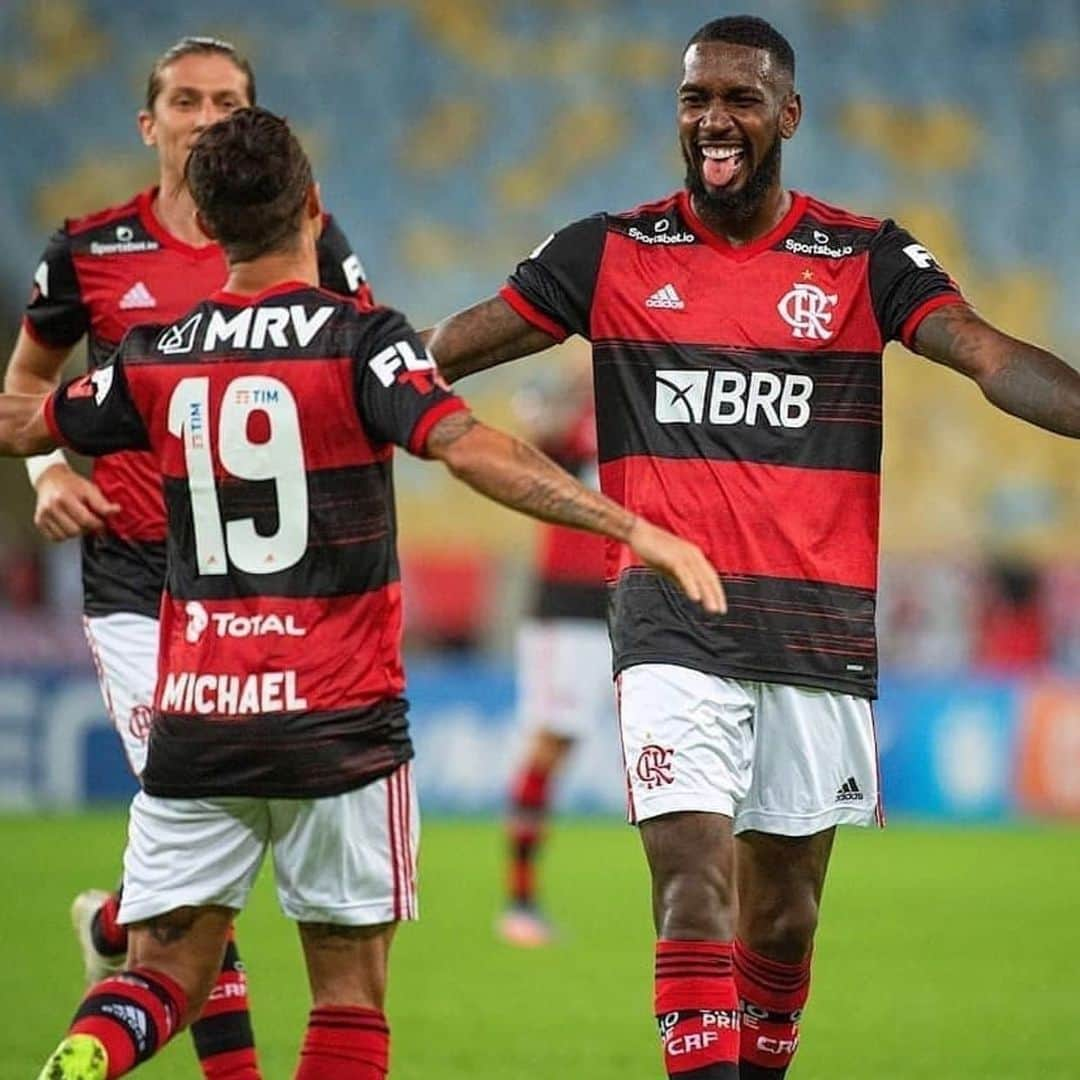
[{"xmin": 160, "ymin": 670, "xmax": 308, "ymax": 716}]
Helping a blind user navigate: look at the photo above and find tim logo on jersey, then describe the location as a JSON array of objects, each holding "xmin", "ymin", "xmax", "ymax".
[{"xmin": 655, "ymin": 370, "xmax": 813, "ymax": 429}]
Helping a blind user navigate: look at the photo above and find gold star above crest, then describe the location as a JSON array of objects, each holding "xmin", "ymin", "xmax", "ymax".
[{"xmin": 801, "ymin": 268, "xmax": 814, "ymax": 281}]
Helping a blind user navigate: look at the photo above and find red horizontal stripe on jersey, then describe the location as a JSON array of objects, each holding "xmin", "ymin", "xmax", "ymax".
[
  {"xmin": 498, "ymin": 284, "xmax": 569, "ymax": 342},
  {"xmin": 591, "ymin": 233, "xmax": 883, "ymax": 353},
  {"xmin": 92, "ymin": 450, "xmax": 168, "ymax": 540},
  {"xmin": 125, "ymin": 357, "xmax": 393, "ymax": 478},
  {"xmin": 600, "ymin": 456, "xmax": 879, "ymax": 590},
  {"xmin": 157, "ymin": 584, "xmax": 405, "ymax": 713}
]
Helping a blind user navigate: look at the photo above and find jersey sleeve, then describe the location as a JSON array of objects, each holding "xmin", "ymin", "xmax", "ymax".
[
  {"xmin": 501, "ymin": 214, "xmax": 608, "ymax": 342},
  {"xmin": 44, "ymin": 350, "xmax": 150, "ymax": 456},
  {"xmin": 22, "ymin": 226, "xmax": 90, "ymax": 348},
  {"xmin": 354, "ymin": 307, "xmax": 469, "ymax": 456},
  {"xmin": 868, "ymin": 221, "xmax": 965, "ymax": 347},
  {"xmin": 317, "ymin": 214, "xmax": 375, "ymax": 310}
]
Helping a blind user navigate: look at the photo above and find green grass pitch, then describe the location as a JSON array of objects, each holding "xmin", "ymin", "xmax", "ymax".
[{"xmin": 3, "ymin": 813, "xmax": 1079, "ymax": 1078}]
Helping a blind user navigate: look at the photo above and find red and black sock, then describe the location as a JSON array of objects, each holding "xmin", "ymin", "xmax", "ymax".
[
  {"xmin": 190, "ymin": 936, "xmax": 260, "ymax": 1078},
  {"xmin": 91, "ymin": 892, "xmax": 128, "ymax": 958},
  {"xmin": 294, "ymin": 1005, "xmax": 389, "ymax": 1080},
  {"xmin": 69, "ymin": 966, "xmax": 186, "ymax": 1078},
  {"xmin": 654, "ymin": 939, "xmax": 740, "ymax": 1078},
  {"xmin": 506, "ymin": 764, "xmax": 551, "ymax": 906},
  {"xmin": 733, "ymin": 940, "xmax": 811, "ymax": 1079}
]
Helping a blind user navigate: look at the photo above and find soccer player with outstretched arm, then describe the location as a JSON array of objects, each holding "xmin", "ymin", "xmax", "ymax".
[
  {"xmin": 4, "ymin": 37, "xmax": 378, "ymax": 1080},
  {"xmin": 0, "ymin": 106, "xmax": 720, "ymax": 1080},
  {"xmin": 424, "ymin": 16, "xmax": 1079, "ymax": 1078}
]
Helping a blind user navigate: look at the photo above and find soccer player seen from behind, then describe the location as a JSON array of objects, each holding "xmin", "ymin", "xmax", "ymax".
[
  {"xmin": 0, "ymin": 106, "xmax": 721, "ymax": 1080},
  {"xmin": 4, "ymin": 37, "xmax": 375, "ymax": 1080},
  {"xmin": 498, "ymin": 355, "xmax": 613, "ymax": 947},
  {"xmin": 426, "ymin": 15, "xmax": 1080, "ymax": 1078}
]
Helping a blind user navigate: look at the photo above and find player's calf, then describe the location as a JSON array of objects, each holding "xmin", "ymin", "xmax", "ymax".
[
  {"xmin": 733, "ymin": 940, "xmax": 811, "ymax": 1078},
  {"xmin": 189, "ymin": 933, "xmax": 261, "ymax": 1079}
]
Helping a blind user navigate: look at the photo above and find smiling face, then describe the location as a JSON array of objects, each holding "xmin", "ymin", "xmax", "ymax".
[
  {"xmin": 678, "ymin": 41, "xmax": 801, "ymax": 223},
  {"xmin": 138, "ymin": 52, "xmax": 252, "ymax": 187}
]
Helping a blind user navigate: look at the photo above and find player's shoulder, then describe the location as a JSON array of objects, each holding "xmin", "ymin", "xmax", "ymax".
[
  {"xmin": 605, "ymin": 191, "xmax": 698, "ymax": 247},
  {"xmin": 779, "ymin": 191, "xmax": 895, "ymax": 260},
  {"xmin": 62, "ymin": 188, "xmax": 162, "ymax": 257}
]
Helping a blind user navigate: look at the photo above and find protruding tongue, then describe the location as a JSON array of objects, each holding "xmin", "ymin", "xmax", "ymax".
[{"xmin": 704, "ymin": 153, "xmax": 741, "ymax": 187}]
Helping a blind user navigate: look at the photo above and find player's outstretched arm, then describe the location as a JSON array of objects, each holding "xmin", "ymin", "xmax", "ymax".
[
  {"xmin": 913, "ymin": 303, "xmax": 1080, "ymax": 437},
  {"xmin": 5, "ymin": 329, "xmax": 118, "ymax": 539},
  {"xmin": 422, "ymin": 296, "xmax": 557, "ymax": 384},
  {"xmin": 426, "ymin": 410, "xmax": 726, "ymax": 614}
]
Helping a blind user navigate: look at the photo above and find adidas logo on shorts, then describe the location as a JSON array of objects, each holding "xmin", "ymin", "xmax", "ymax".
[{"xmin": 835, "ymin": 776, "xmax": 864, "ymax": 802}]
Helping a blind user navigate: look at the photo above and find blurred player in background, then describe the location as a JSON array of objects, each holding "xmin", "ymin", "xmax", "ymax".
[
  {"xmin": 427, "ymin": 14, "xmax": 1080, "ymax": 1078},
  {"xmin": 0, "ymin": 106, "xmax": 721, "ymax": 1080},
  {"xmin": 3, "ymin": 36, "xmax": 374, "ymax": 1080},
  {"xmin": 499, "ymin": 353, "xmax": 612, "ymax": 947}
]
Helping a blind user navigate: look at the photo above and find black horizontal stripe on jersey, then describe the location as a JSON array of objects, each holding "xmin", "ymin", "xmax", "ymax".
[
  {"xmin": 163, "ymin": 461, "xmax": 398, "ymax": 601},
  {"xmin": 81, "ymin": 535, "xmax": 167, "ymax": 619},
  {"xmin": 121, "ymin": 294, "xmax": 392, "ymax": 366},
  {"xmin": 594, "ymin": 340, "xmax": 882, "ymax": 473},
  {"xmin": 531, "ymin": 580, "xmax": 608, "ymax": 620},
  {"xmin": 611, "ymin": 568, "xmax": 877, "ymax": 697},
  {"xmin": 142, "ymin": 697, "xmax": 412, "ymax": 798}
]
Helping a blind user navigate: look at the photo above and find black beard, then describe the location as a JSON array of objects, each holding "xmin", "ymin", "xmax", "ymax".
[{"xmin": 684, "ymin": 132, "xmax": 783, "ymax": 222}]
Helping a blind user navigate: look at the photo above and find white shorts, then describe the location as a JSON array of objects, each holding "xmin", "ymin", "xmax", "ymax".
[
  {"xmin": 517, "ymin": 618, "xmax": 613, "ymax": 740},
  {"xmin": 119, "ymin": 763, "xmax": 419, "ymax": 927},
  {"xmin": 617, "ymin": 664, "xmax": 882, "ymax": 836},
  {"xmin": 83, "ymin": 613, "xmax": 158, "ymax": 777}
]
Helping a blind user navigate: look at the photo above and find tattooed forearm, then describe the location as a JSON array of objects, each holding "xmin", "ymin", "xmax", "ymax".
[
  {"xmin": 424, "ymin": 409, "xmax": 478, "ymax": 454},
  {"xmin": 428, "ymin": 417, "xmax": 636, "ymax": 540},
  {"xmin": 424, "ymin": 296, "xmax": 556, "ymax": 383},
  {"xmin": 914, "ymin": 304, "xmax": 1080, "ymax": 437}
]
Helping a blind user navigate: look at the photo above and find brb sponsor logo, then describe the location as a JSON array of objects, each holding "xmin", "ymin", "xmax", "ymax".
[
  {"xmin": 636, "ymin": 744, "xmax": 675, "ymax": 788},
  {"xmin": 777, "ymin": 281, "xmax": 838, "ymax": 339},
  {"xmin": 184, "ymin": 600, "xmax": 307, "ymax": 644},
  {"xmin": 655, "ymin": 370, "xmax": 813, "ymax": 429}
]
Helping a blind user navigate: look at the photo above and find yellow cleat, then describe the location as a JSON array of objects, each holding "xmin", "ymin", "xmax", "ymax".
[{"xmin": 37, "ymin": 1034, "xmax": 108, "ymax": 1080}]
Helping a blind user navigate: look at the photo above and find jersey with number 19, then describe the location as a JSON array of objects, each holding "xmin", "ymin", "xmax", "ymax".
[{"xmin": 45, "ymin": 282, "xmax": 466, "ymax": 800}]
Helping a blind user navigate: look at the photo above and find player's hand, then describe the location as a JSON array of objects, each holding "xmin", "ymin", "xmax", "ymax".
[
  {"xmin": 627, "ymin": 517, "xmax": 726, "ymax": 615},
  {"xmin": 32, "ymin": 464, "xmax": 120, "ymax": 542}
]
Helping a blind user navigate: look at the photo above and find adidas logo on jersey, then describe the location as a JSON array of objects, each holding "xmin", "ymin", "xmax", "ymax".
[
  {"xmin": 835, "ymin": 776, "xmax": 864, "ymax": 802},
  {"xmin": 645, "ymin": 284, "xmax": 685, "ymax": 310},
  {"xmin": 119, "ymin": 281, "xmax": 157, "ymax": 310}
]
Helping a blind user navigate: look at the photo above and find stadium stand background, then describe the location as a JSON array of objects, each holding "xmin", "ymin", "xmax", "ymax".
[{"xmin": 0, "ymin": 0, "xmax": 1076, "ymax": 814}]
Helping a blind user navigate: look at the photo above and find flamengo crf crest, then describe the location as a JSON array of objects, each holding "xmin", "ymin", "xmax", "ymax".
[{"xmin": 777, "ymin": 282, "xmax": 838, "ymax": 340}]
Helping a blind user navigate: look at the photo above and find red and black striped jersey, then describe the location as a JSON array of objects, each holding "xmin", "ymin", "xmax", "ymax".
[
  {"xmin": 45, "ymin": 282, "xmax": 467, "ymax": 798},
  {"xmin": 531, "ymin": 396, "xmax": 606, "ymax": 621},
  {"xmin": 23, "ymin": 186, "xmax": 375, "ymax": 620},
  {"xmin": 502, "ymin": 189, "xmax": 964, "ymax": 697}
]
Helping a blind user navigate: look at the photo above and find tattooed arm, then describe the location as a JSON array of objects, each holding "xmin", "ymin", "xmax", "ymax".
[
  {"xmin": 913, "ymin": 303, "xmax": 1080, "ymax": 437},
  {"xmin": 420, "ymin": 296, "xmax": 556, "ymax": 383},
  {"xmin": 426, "ymin": 410, "xmax": 725, "ymax": 614}
]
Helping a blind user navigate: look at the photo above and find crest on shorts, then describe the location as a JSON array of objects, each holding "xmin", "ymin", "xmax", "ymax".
[
  {"xmin": 128, "ymin": 704, "xmax": 152, "ymax": 741},
  {"xmin": 636, "ymin": 744, "xmax": 675, "ymax": 789}
]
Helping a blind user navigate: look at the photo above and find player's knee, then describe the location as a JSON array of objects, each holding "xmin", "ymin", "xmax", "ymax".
[
  {"xmin": 654, "ymin": 864, "xmax": 735, "ymax": 939},
  {"xmin": 745, "ymin": 898, "xmax": 820, "ymax": 962}
]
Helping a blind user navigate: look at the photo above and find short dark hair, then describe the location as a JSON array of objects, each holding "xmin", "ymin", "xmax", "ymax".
[
  {"xmin": 686, "ymin": 16, "xmax": 795, "ymax": 81},
  {"xmin": 146, "ymin": 36, "xmax": 256, "ymax": 111},
  {"xmin": 185, "ymin": 107, "xmax": 312, "ymax": 262}
]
